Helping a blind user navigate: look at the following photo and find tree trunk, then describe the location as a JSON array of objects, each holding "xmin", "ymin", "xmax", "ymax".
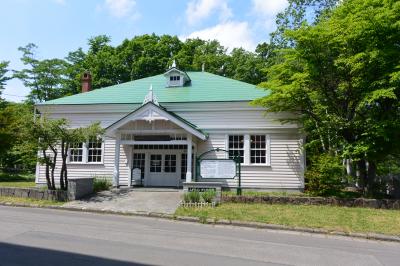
[
  {"xmin": 60, "ymin": 141, "xmax": 68, "ymax": 191},
  {"xmin": 42, "ymin": 150, "xmax": 51, "ymax": 189},
  {"xmin": 60, "ymin": 142, "xmax": 65, "ymax": 190},
  {"xmin": 367, "ymin": 160, "xmax": 377, "ymax": 196},
  {"xmin": 50, "ymin": 148, "xmax": 57, "ymax": 190},
  {"xmin": 357, "ymin": 159, "xmax": 367, "ymax": 195},
  {"xmin": 393, "ymin": 176, "xmax": 400, "ymax": 199}
]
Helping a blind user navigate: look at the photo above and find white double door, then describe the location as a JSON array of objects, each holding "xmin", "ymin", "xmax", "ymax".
[{"xmin": 144, "ymin": 151, "xmax": 181, "ymax": 187}]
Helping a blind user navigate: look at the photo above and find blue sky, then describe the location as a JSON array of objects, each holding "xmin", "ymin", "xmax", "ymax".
[{"xmin": 1, "ymin": 0, "xmax": 288, "ymax": 102}]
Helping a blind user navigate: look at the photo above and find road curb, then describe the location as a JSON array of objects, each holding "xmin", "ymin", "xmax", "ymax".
[{"xmin": 1, "ymin": 201, "xmax": 399, "ymax": 243}]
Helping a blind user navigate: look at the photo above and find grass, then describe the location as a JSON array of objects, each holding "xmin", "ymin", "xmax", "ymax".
[
  {"xmin": 0, "ymin": 171, "xmax": 36, "ymax": 188},
  {"xmin": 93, "ymin": 177, "xmax": 112, "ymax": 192},
  {"xmin": 0, "ymin": 196, "xmax": 64, "ymax": 206},
  {"xmin": 175, "ymin": 203, "xmax": 400, "ymax": 236}
]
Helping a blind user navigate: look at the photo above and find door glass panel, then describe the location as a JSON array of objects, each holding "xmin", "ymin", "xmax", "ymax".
[
  {"xmin": 164, "ymin": 154, "xmax": 176, "ymax": 173},
  {"xmin": 150, "ymin": 154, "xmax": 162, "ymax": 172},
  {"xmin": 132, "ymin": 153, "xmax": 145, "ymax": 179}
]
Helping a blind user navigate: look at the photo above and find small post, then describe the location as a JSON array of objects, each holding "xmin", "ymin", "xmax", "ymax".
[{"xmin": 236, "ymin": 157, "xmax": 242, "ymax": 196}]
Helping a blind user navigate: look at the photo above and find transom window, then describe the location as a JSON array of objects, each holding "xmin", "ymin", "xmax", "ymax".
[
  {"xmin": 228, "ymin": 135, "xmax": 244, "ymax": 163},
  {"xmin": 164, "ymin": 154, "xmax": 177, "ymax": 173},
  {"xmin": 88, "ymin": 138, "xmax": 102, "ymax": 163},
  {"xmin": 69, "ymin": 143, "xmax": 83, "ymax": 162},
  {"xmin": 250, "ymin": 135, "xmax": 266, "ymax": 164}
]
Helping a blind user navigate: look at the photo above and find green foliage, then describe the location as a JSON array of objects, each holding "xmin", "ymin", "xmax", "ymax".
[
  {"xmin": 255, "ymin": 0, "xmax": 400, "ymax": 195},
  {"xmin": 305, "ymin": 154, "xmax": 345, "ymax": 196},
  {"xmin": 0, "ymin": 61, "xmax": 12, "ymax": 97},
  {"xmin": 184, "ymin": 189, "xmax": 217, "ymax": 203},
  {"xmin": 0, "ymin": 102, "xmax": 37, "ymax": 170},
  {"xmin": 184, "ymin": 190, "xmax": 201, "ymax": 203},
  {"xmin": 200, "ymin": 189, "xmax": 216, "ymax": 203},
  {"xmin": 93, "ymin": 177, "xmax": 112, "ymax": 192},
  {"xmin": 14, "ymin": 43, "xmax": 68, "ymax": 103}
]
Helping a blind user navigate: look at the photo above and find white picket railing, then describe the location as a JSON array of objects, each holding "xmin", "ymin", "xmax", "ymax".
[{"xmin": 180, "ymin": 201, "xmax": 216, "ymax": 208}]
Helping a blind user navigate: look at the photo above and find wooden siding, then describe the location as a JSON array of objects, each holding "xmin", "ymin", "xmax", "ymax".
[{"xmin": 36, "ymin": 102, "xmax": 304, "ymax": 190}]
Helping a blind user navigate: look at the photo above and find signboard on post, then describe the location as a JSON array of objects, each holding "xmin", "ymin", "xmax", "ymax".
[{"xmin": 200, "ymin": 159, "xmax": 236, "ymax": 179}]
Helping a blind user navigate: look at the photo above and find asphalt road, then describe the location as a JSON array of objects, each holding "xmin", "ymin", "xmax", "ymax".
[{"xmin": 0, "ymin": 206, "xmax": 399, "ymax": 266}]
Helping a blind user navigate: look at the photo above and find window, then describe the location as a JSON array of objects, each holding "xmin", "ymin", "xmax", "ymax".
[
  {"xmin": 251, "ymin": 135, "xmax": 266, "ymax": 164},
  {"xmin": 68, "ymin": 138, "xmax": 103, "ymax": 163},
  {"xmin": 88, "ymin": 138, "xmax": 102, "ymax": 163},
  {"xmin": 164, "ymin": 154, "xmax": 176, "ymax": 173},
  {"xmin": 132, "ymin": 153, "xmax": 145, "ymax": 179},
  {"xmin": 69, "ymin": 143, "xmax": 83, "ymax": 162},
  {"xmin": 150, "ymin": 154, "xmax": 162, "ymax": 172},
  {"xmin": 228, "ymin": 135, "xmax": 244, "ymax": 163},
  {"xmin": 170, "ymin": 76, "xmax": 180, "ymax": 81}
]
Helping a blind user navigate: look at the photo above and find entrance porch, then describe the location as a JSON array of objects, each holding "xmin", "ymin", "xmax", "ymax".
[{"xmin": 105, "ymin": 100, "xmax": 207, "ymax": 188}]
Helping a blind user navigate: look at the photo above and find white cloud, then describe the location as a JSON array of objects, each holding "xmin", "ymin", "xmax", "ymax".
[
  {"xmin": 180, "ymin": 21, "xmax": 256, "ymax": 51},
  {"xmin": 104, "ymin": 0, "xmax": 139, "ymax": 19},
  {"xmin": 185, "ymin": 0, "xmax": 232, "ymax": 26},
  {"xmin": 252, "ymin": 0, "xmax": 288, "ymax": 15},
  {"xmin": 251, "ymin": 0, "xmax": 288, "ymax": 31}
]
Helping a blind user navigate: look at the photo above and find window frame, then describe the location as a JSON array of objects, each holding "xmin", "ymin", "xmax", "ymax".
[
  {"xmin": 67, "ymin": 138, "xmax": 104, "ymax": 165},
  {"xmin": 227, "ymin": 135, "xmax": 244, "ymax": 164},
  {"xmin": 225, "ymin": 134, "xmax": 270, "ymax": 166},
  {"xmin": 250, "ymin": 135, "xmax": 267, "ymax": 165},
  {"xmin": 87, "ymin": 137, "xmax": 104, "ymax": 164},
  {"xmin": 68, "ymin": 142, "xmax": 84, "ymax": 163}
]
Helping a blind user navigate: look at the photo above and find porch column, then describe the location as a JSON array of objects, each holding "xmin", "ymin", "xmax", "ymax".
[
  {"xmin": 186, "ymin": 134, "xmax": 192, "ymax": 182},
  {"xmin": 113, "ymin": 136, "xmax": 120, "ymax": 187}
]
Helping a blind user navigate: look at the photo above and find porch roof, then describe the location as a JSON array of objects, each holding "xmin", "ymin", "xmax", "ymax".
[{"xmin": 105, "ymin": 102, "xmax": 208, "ymax": 140}]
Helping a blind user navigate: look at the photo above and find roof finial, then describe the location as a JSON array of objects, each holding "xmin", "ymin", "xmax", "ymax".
[
  {"xmin": 171, "ymin": 59, "xmax": 176, "ymax": 68},
  {"xmin": 143, "ymin": 84, "xmax": 159, "ymax": 106},
  {"xmin": 201, "ymin": 62, "xmax": 205, "ymax": 72}
]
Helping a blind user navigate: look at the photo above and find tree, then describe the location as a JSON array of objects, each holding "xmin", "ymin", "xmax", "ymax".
[
  {"xmin": 14, "ymin": 43, "xmax": 68, "ymax": 103},
  {"xmin": 255, "ymin": 0, "xmax": 400, "ymax": 195},
  {"xmin": 0, "ymin": 102, "xmax": 36, "ymax": 170},
  {"xmin": 0, "ymin": 61, "xmax": 11, "ymax": 98},
  {"xmin": 27, "ymin": 116, "xmax": 104, "ymax": 190},
  {"xmin": 271, "ymin": 0, "xmax": 339, "ymax": 48},
  {"xmin": 29, "ymin": 117, "xmax": 65, "ymax": 189},
  {"xmin": 58, "ymin": 122, "xmax": 103, "ymax": 190}
]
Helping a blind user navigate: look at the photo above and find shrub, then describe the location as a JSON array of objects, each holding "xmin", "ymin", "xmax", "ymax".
[
  {"xmin": 184, "ymin": 190, "xmax": 201, "ymax": 203},
  {"xmin": 305, "ymin": 154, "xmax": 345, "ymax": 196},
  {"xmin": 93, "ymin": 177, "xmax": 112, "ymax": 192},
  {"xmin": 201, "ymin": 189, "xmax": 216, "ymax": 203}
]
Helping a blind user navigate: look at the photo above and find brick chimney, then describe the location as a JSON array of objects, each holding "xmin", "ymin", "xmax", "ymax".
[{"xmin": 81, "ymin": 71, "xmax": 92, "ymax": 93}]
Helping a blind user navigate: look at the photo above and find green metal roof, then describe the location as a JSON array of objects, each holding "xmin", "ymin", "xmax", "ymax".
[{"xmin": 40, "ymin": 71, "xmax": 269, "ymax": 105}]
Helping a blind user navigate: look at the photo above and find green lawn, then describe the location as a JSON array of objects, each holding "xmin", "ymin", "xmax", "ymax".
[
  {"xmin": 175, "ymin": 203, "xmax": 400, "ymax": 236},
  {"xmin": 0, "ymin": 172, "xmax": 36, "ymax": 188},
  {"xmin": 0, "ymin": 196, "xmax": 63, "ymax": 206}
]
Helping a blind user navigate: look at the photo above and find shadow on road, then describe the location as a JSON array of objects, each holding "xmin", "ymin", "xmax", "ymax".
[{"xmin": 0, "ymin": 242, "xmax": 151, "ymax": 266}]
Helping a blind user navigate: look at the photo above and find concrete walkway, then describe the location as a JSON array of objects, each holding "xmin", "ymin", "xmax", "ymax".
[{"xmin": 63, "ymin": 188, "xmax": 183, "ymax": 214}]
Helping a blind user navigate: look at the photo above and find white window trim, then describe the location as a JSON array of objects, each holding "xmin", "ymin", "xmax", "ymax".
[
  {"xmin": 67, "ymin": 139, "xmax": 104, "ymax": 165},
  {"xmin": 226, "ymin": 134, "xmax": 271, "ymax": 167}
]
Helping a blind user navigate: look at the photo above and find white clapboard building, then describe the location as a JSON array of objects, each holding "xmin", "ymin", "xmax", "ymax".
[{"xmin": 35, "ymin": 64, "xmax": 305, "ymax": 191}]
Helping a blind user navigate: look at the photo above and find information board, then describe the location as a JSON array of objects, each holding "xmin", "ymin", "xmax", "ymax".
[{"xmin": 200, "ymin": 159, "xmax": 236, "ymax": 179}]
